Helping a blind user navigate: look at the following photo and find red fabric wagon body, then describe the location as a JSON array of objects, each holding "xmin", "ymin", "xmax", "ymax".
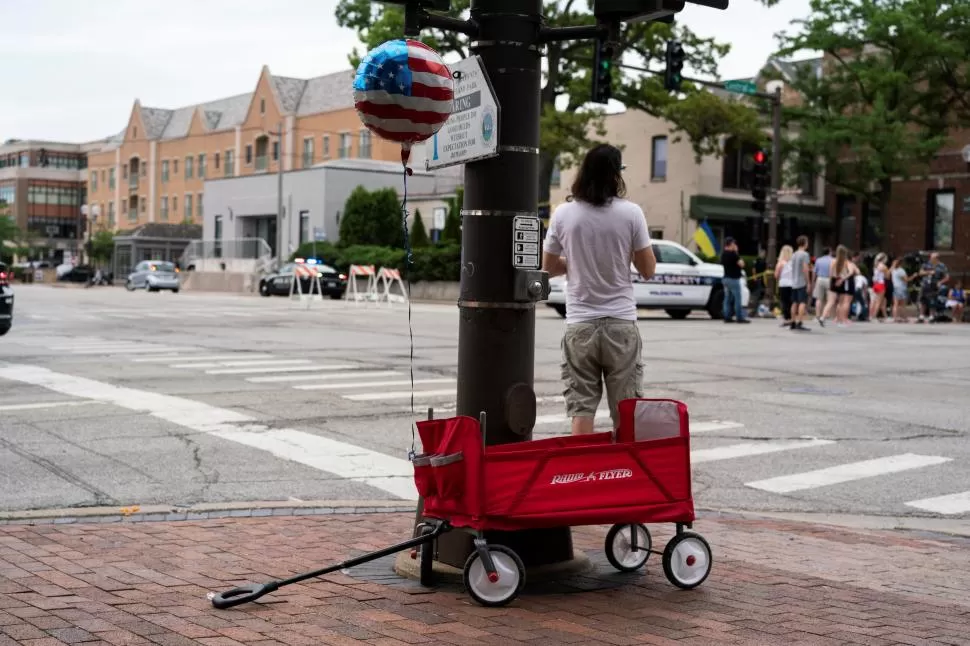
[{"xmin": 413, "ymin": 398, "xmax": 695, "ymax": 532}]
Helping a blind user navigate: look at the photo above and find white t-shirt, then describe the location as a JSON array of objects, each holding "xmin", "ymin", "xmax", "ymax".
[
  {"xmin": 544, "ymin": 197, "xmax": 651, "ymax": 324},
  {"xmin": 778, "ymin": 261, "xmax": 793, "ymax": 288}
]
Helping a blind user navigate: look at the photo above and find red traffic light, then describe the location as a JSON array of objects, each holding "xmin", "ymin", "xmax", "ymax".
[{"xmin": 753, "ymin": 150, "xmax": 766, "ymax": 164}]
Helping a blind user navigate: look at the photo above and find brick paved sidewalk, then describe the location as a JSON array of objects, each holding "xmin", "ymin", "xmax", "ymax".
[{"xmin": 2, "ymin": 511, "xmax": 970, "ymax": 646}]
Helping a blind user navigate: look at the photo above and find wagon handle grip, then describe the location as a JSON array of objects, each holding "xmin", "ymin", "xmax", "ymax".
[
  {"xmin": 210, "ymin": 582, "xmax": 279, "ymax": 609},
  {"xmin": 479, "ymin": 411, "xmax": 487, "ymax": 447}
]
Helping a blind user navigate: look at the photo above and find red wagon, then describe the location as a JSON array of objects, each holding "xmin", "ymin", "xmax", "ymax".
[
  {"xmin": 210, "ymin": 398, "xmax": 711, "ymax": 610},
  {"xmin": 412, "ymin": 397, "xmax": 712, "ymax": 606}
]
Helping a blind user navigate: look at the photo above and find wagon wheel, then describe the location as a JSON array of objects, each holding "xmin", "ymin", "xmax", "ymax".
[
  {"xmin": 661, "ymin": 532, "xmax": 712, "ymax": 590},
  {"xmin": 462, "ymin": 545, "xmax": 525, "ymax": 607},
  {"xmin": 605, "ymin": 523, "xmax": 651, "ymax": 573},
  {"xmin": 418, "ymin": 524, "xmax": 435, "ymax": 587}
]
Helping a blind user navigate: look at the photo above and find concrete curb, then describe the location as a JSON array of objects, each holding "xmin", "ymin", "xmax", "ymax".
[
  {"xmin": 0, "ymin": 500, "xmax": 414, "ymax": 525},
  {"xmin": 698, "ymin": 507, "xmax": 970, "ymax": 539},
  {"xmin": 4, "ymin": 501, "xmax": 967, "ymax": 540}
]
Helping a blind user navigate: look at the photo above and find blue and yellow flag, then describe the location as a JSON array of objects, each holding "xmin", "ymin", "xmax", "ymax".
[{"xmin": 692, "ymin": 220, "xmax": 718, "ymax": 258}]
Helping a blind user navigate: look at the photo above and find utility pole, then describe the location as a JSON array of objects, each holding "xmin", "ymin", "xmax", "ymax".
[
  {"xmin": 276, "ymin": 122, "xmax": 285, "ymax": 266},
  {"xmin": 766, "ymin": 86, "xmax": 783, "ymax": 271},
  {"xmin": 386, "ymin": 0, "xmax": 729, "ymax": 574}
]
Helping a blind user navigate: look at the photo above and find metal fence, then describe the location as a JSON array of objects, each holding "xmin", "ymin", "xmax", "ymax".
[{"xmin": 180, "ymin": 238, "xmax": 273, "ymax": 274}]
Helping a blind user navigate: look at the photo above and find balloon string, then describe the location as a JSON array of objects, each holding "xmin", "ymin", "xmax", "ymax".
[{"xmin": 401, "ymin": 157, "xmax": 416, "ymax": 461}]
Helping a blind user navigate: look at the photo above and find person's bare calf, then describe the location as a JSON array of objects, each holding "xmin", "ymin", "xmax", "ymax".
[{"xmin": 571, "ymin": 416, "xmax": 596, "ymax": 435}]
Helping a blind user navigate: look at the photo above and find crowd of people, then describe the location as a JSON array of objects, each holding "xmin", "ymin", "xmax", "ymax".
[{"xmin": 768, "ymin": 244, "xmax": 965, "ymax": 328}]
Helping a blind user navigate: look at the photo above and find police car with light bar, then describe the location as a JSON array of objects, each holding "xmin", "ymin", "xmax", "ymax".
[
  {"xmin": 545, "ymin": 239, "xmax": 749, "ymax": 320},
  {"xmin": 258, "ymin": 258, "xmax": 348, "ymax": 298}
]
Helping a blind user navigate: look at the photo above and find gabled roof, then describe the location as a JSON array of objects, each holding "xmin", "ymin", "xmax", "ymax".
[{"xmin": 119, "ymin": 68, "xmax": 355, "ymax": 143}]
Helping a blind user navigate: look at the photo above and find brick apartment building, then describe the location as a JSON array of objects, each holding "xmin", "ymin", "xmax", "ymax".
[
  {"xmin": 85, "ymin": 66, "xmax": 402, "ymax": 256},
  {"xmin": 828, "ymin": 135, "xmax": 970, "ymax": 274},
  {"xmin": 0, "ymin": 138, "xmax": 114, "ymax": 264}
]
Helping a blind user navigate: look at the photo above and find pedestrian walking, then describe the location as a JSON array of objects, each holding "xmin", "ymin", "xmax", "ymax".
[
  {"xmin": 916, "ymin": 252, "xmax": 950, "ymax": 323},
  {"xmin": 788, "ymin": 236, "xmax": 812, "ymax": 332},
  {"xmin": 830, "ymin": 245, "xmax": 858, "ymax": 326},
  {"xmin": 775, "ymin": 245, "xmax": 794, "ymax": 327},
  {"xmin": 869, "ymin": 253, "xmax": 889, "ymax": 322},
  {"xmin": 890, "ymin": 257, "xmax": 913, "ymax": 323},
  {"xmin": 541, "ymin": 143, "xmax": 657, "ymax": 436},
  {"xmin": 812, "ymin": 247, "xmax": 834, "ymax": 324},
  {"xmin": 720, "ymin": 237, "xmax": 750, "ymax": 324}
]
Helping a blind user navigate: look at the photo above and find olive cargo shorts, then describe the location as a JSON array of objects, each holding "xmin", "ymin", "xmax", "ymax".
[{"xmin": 561, "ymin": 317, "xmax": 644, "ymax": 427}]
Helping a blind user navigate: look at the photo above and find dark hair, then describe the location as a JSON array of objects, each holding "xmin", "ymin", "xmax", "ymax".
[
  {"xmin": 568, "ymin": 144, "xmax": 626, "ymax": 207},
  {"xmin": 796, "ymin": 235, "xmax": 809, "ymax": 248},
  {"xmin": 822, "ymin": 247, "xmax": 831, "ymax": 256}
]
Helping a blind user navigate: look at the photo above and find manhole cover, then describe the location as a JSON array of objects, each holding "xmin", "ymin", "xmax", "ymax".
[{"xmin": 783, "ymin": 386, "xmax": 850, "ymax": 396}]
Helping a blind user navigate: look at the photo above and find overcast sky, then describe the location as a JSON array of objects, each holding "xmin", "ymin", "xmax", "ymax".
[{"xmin": 0, "ymin": 0, "xmax": 813, "ymax": 143}]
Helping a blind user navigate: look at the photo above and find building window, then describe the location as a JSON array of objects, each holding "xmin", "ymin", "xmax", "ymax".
[
  {"xmin": 101, "ymin": 170, "xmax": 106, "ymax": 183},
  {"xmin": 122, "ymin": 164, "xmax": 128, "ymax": 180},
  {"xmin": 214, "ymin": 152, "xmax": 220, "ymax": 170},
  {"xmin": 303, "ymin": 138, "xmax": 314, "ymax": 168},
  {"xmin": 721, "ymin": 137, "xmax": 763, "ymax": 191},
  {"xmin": 108, "ymin": 201, "xmax": 115, "ymax": 227},
  {"xmin": 260, "ymin": 98, "xmax": 265, "ymax": 115},
  {"xmin": 245, "ymin": 144, "xmax": 253, "ymax": 165},
  {"xmin": 161, "ymin": 160, "xmax": 169, "ymax": 183},
  {"xmin": 172, "ymin": 196, "xmax": 178, "ymax": 215},
  {"xmin": 649, "ymin": 228, "xmax": 664, "ymax": 239},
  {"xmin": 929, "ymin": 190, "xmax": 955, "ymax": 250},
  {"xmin": 185, "ymin": 156, "xmax": 193, "ymax": 179},
  {"xmin": 19, "ymin": 152, "xmax": 29, "ymax": 168},
  {"xmin": 140, "ymin": 198, "xmax": 146, "ymax": 213},
  {"xmin": 109, "ymin": 168, "xmax": 115, "ymax": 189},
  {"xmin": 225, "ymin": 149, "xmax": 234, "ymax": 176},
  {"xmin": 323, "ymin": 135, "xmax": 330, "ymax": 158},
  {"xmin": 358, "ymin": 130, "xmax": 372, "ymax": 159},
  {"xmin": 185, "ymin": 194, "xmax": 193, "ymax": 221},
  {"xmin": 121, "ymin": 198, "xmax": 127, "ymax": 216},
  {"xmin": 141, "ymin": 162, "xmax": 146, "ymax": 177},
  {"xmin": 90, "ymin": 173, "xmax": 97, "ymax": 193},
  {"xmin": 160, "ymin": 196, "xmax": 169, "ymax": 221},
  {"xmin": 339, "ymin": 133, "xmax": 351, "ymax": 158},
  {"xmin": 198, "ymin": 153, "xmax": 206, "ymax": 179},
  {"xmin": 272, "ymin": 141, "xmax": 279, "ymax": 162},
  {"xmin": 214, "ymin": 215, "xmax": 223, "ymax": 258},
  {"xmin": 197, "ymin": 193, "xmax": 203, "ymax": 220},
  {"xmin": 173, "ymin": 159, "xmax": 179, "ymax": 174},
  {"xmin": 431, "ymin": 207, "xmax": 447, "ymax": 243},
  {"xmin": 299, "ymin": 211, "xmax": 310, "ymax": 244},
  {"xmin": 651, "ymin": 136, "xmax": 668, "ymax": 180}
]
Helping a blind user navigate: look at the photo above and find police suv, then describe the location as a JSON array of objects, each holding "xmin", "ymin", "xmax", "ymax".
[{"xmin": 545, "ymin": 239, "xmax": 749, "ymax": 320}]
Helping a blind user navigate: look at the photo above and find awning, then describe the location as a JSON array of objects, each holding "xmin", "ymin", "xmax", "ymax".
[{"xmin": 690, "ymin": 194, "xmax": 833, "ymax": 229}]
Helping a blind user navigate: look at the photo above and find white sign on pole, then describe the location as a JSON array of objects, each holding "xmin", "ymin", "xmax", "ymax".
[
  {"xmin": 425, "ymin": 56, "xmax": 500, "ymax": 170},
  {"xmin": 512, "ymin": 216, "xmax": 540, "ymax": 269},
  {"xmin": 313, "ymin": 227, "xmax": 326, "ymax": 242}
]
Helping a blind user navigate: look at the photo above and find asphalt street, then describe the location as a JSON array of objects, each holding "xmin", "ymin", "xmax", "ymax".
[{"xmin": 1, "ymin": 284, "xmax": 969, "ymax": 522}]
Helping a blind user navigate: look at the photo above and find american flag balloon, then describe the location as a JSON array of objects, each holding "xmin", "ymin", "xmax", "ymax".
[{"xmin": 353, "ymin": 39, "xmax": 454, "ymax": 166}]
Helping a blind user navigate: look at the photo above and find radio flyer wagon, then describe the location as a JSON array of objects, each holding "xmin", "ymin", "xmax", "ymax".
[{"xmin": 210, "ymin": 398, "xmax": 711, "ymax": 609}]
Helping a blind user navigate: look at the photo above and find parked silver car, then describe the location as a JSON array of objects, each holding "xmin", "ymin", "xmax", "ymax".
[{"xmin": 126, "ymin": 260, "xmax": 180, "ymax": 293}]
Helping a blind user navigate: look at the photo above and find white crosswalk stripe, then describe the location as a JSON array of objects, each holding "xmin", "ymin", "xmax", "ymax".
[
  {"xmin": 171, "ymin": 359, "xmax": 312, "ymax": 369},
  {"xmin": 205, "ymin": 364, "xmax": 358, "ymax": 375},
  {"xmin": 691, "ymin": 439, "xmax": 834, "ymax": 464},
  {"xmin": 905, "ymin": 491, "xmax": 970, "ymax": 515},
  {"xmin": 247, "ymin": 370, "xmax": 401, "ymax": 384},
  {"xmin": 745, "ymin": 454, "xmax": 952, "ymax": 494},
  {"xmin": 345, "ymin": 389, "xmax": 456, "ymax": 401},
  {"xmin": 295, "ymin": 378, "xmax": 454, "ymax": 391},
  {"xmin": 133, "ymin": 354, "xmax": 273, "ymax": 363}
]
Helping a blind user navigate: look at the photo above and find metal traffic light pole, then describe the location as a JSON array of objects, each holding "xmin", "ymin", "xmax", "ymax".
[{"xmin": 387, "ymin": 0, "xmax": 729, "ymax": 574}]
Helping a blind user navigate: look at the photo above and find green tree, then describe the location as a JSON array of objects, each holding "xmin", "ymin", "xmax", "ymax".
[
  {"xmin": 442, "ymin": 188, "xmax": 463, "ymax": 245},
  {"xmin": 410, "ymin": 208, "xmax": 430, "ymax": 247},
  {"xmin": 335, "ymin": 1, "xmax": 764, "ymax": 207},
  {"xmin": 0, "ymin": 215, "xmax": 18, "ymax": 247},
  {"xmin": 88, "ymin": 230, "xmax": 115, "ymax": 264},
  {"xmin": 773, "ymin": 0, "xmax": 970, "ymax": 247},
  {"xmin": 338, "ymin": 185, "xmax": 405, "ymax": 247}
]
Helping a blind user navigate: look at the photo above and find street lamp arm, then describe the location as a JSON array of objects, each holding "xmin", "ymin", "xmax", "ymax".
[
  {"xmin": 419, "ymin": 11, "xmax": 478, "ymax": 38},
  {"xmin": 539, "ymin": 24, "xmax": 606, "ymax": 44}
]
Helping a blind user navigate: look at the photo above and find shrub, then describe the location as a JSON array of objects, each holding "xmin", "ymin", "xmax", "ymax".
[{"xmin": 289, "ymin": 241, "xmax": 460, "ymax": 282}]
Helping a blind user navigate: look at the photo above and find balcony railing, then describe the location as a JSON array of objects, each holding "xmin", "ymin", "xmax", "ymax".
[{"xmin": 255, "ymin": 156, "xmax": 268, "ymax": 171}]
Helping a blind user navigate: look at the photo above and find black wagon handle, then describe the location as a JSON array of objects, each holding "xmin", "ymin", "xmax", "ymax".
[{"xmin": 210, "ymin": 582, "xmax": 280, "ymax": 609}]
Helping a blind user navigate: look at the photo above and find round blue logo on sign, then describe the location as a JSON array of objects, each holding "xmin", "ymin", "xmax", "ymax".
[{"xmin": 481, "ymin": 107, "xmax": 495, "ymax": 143}]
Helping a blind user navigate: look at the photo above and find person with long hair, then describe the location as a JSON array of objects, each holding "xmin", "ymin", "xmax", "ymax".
[
  {"xmin": 775, "ymin": 245, "xmax": 794, "ymax": 327},
  {"xmin": 890, "ymin": 257, "xmax": 913, "ymax": 322},
  {"xmin": 869, "ymin": 252, "xmax": 890, "ymax": 321},
  {"xmin": 542, "ymin": 144, "xmax": 657, "ymax": 435},
  {"xmin": 830, "ymin": 245, "xmax": 858, "ymax": 326}
]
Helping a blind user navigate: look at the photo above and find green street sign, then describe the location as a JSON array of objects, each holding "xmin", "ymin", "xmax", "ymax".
[{"xmin": 724, "ymin": 80, "xmax": 757, "ymax": 95}]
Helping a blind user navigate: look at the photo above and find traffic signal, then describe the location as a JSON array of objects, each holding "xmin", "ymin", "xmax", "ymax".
[
  {"xmin": 592, "ymin": 38, "xmax": 615, "ymax": 104},
  {"xmin": 751, "ymin": 149, "xmax": 768, "ymax": 213},
  {"xmin": 663, "ymin": 40, "xmax": 685, "ymax": 92}
]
